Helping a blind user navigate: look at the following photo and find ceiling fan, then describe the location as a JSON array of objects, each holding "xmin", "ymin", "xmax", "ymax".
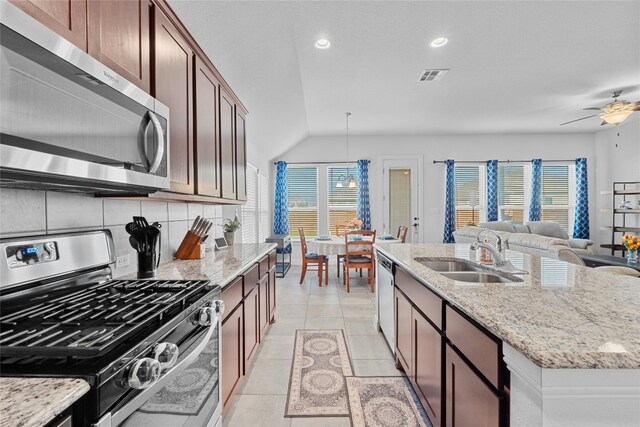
[{"xmin": 560, "ymin": 90, "xmax": 640, "ymax": 126}]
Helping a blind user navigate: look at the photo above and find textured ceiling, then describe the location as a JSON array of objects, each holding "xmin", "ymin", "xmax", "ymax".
[{"xmin": 168, "ymin": 0, "xmax": 640, "ymax": 160}]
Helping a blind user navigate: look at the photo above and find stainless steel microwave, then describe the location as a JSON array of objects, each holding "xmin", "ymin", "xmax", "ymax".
[{"xmin": 0, "ymin": 2, "xmax": 170, "ymax": 194}]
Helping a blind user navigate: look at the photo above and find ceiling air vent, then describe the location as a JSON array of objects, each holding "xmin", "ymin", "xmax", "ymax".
[{"xmin": 419, "ymin": 69, "xmax": 449, "ymax": 82}]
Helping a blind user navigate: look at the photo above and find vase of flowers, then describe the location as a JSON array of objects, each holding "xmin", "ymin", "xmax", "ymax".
[
  {"xmin": 345, "ymin": 218, "xmax": 363, "ymax": 231},
  {"xmin": 622, "ymin": 234, "xmax": 639, "ymax": 264},
  {"xmin": 221, "ymin": 216, "xmax": 241, "ymax": 246}
]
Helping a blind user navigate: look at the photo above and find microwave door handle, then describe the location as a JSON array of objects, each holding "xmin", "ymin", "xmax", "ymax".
[
  {"xmin": 147, "ymin": 111, "xmax": 164, "ymax": 174},
  {"xmin": 100, "ymin": 302, "xmax": 224, "ymax": 427}
]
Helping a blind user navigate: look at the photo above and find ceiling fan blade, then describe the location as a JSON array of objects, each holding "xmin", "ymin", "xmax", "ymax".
[
  {"xmin": 583, "ymin": 107, "xmax": 602, "ymax": 111},
  {"xmin": 559, "ymin": 114, "xmax": 599, "ymax": 126}
]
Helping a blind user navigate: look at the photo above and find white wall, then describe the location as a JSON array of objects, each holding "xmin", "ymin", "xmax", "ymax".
[
  {"xmin": 594, "ymin": 118, "xmax": 640, "ymax": 253},
  {"xmin": 277, "ymin": 133, "xmax": 596, "ymax": 248}
]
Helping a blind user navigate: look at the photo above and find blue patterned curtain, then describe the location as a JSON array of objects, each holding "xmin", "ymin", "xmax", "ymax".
[
  {"xmin": 273, "ymin": 161, "xmax": 291, "ymax": 253},
  {"xmin": 443, "ymin": 160, "xmax": 456, "ymax": 243},
  {"xmin": 357, "ymin": 160, "xmax": 371, "ymax": 230},
  {"xmin": 528, "ymin": 158, "xmax": 542, "ymax": 221},
  {"xmin": 486, "ymin": 160, "xmax": 499, "ymax": 222},
  {"xmin": 573, "ymin": 158, "xmax": 590, "ymax": 239}
]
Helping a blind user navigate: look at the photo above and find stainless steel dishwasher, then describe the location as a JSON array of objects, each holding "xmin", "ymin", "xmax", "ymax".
[{"xmin": 376, "ymin": 253, "xmax": 395, "ymax": 351}]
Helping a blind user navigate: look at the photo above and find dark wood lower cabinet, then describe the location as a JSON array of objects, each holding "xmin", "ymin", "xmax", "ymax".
[
  {"xmin": 268, "ymin": 266, "xmax": 276, "ymax": 323},
  {"xmin": 395, "ymin": 288, "xmax": 412, "ymax": 374},
  {"xmin": 413, "ymin": 309, "xmax": 443, "ymax": 427},
  {"xmin": 222, "ymin": 306, "xmax": 243, "ymax": 409},
  {"xmin": 258, "ymin": 274, "xmax": 269, "ymax": 338},
  {"xmin": 446, "ymin": 344, "xmax": 500, "ymax": 427},
  {"xmin": 243, "ymin": 284, "xmax": 259, "ymax": 371}
]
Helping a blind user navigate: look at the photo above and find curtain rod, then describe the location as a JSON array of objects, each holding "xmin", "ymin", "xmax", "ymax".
[
  {"xmin": 273, "ymin": 160, "xmax": 370, "ymax": 165},
  {"xmin": 432, "ymin": 159, "xmax": 575, "ymax": 164}
]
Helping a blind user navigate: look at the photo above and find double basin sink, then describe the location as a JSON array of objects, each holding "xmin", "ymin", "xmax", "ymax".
[{"xmin": 415, "ymin": 258, "xmax": 524, "ymax": 283}]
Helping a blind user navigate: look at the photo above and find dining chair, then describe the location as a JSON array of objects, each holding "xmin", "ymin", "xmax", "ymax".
[
  {"xmin": 298, "ymin": 228, "xmax": 329, "ymax": 286},
  {"xmin": 343, "ymin": 229, "xmax": 376, "ymax": 293},
  {"xmin": 397, "ymin": 225, "xmax": 409, "ymax": 243},
  {"xmin": 335, "ymin": 224, "xmax": 350, "ymax": 278}
]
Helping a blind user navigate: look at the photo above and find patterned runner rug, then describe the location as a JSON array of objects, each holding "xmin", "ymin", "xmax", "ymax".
[
  {"xmin": 346, "ymin": 377, "xmax": 432, "ymax": 427},
  {"xmin": 285, "ymin": 329, "xmax": 354, "ymax": 417}
]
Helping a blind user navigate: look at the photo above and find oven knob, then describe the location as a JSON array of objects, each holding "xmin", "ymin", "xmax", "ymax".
[
  {"xmin": 197, "ymin": 306, "xmax": 216, "ymax": 326},
  {"xmin": 127, "ymin": 357, "xmax": 161, "ymax": 389},
  {"xmin": 153, "ymin": 342, "xmax": 179, "ymax": 370}
]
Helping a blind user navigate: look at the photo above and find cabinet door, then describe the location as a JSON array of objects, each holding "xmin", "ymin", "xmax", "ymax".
[
  {"xmin": 446, "ymin": 344, "xmax": 500, "ymax": 427},
  {"xmin": 87, "ymin": 0, "xmax": 150, "ymax": 92},
  {"xmin": 220, "ymin": 88, "xmax": 237, "ymax": 199},
  {"xmin": 243, "ymin": 284, "xmax": 259, "ymax": 370},
  {"xmin": 194, "ymin": 56, "xmax": 222, "ymax": 197},
  {"xmin": 235, "ymin": 109, "xmax": 247, "ymax": 201},
  {"xmin": 395, "ymin": 288, "xmax": 412, "ymax": 374},
  {"xmin": 268, "ymin": 266, "xmax": 276, "ymax": 323},
  {"xmin": 153, "ymin": 8, "xmax": 194, "ymax": 194},
  {"xmin": 258, "ymin": 274, "xmax": 269, "ymax": 338},
  {"xmin": 414, "ymin": 309, "xmax": 442, "ymax": 427},
  {"xmin": 222, "ymin": 306, "xmax": 243, "ymax": 409},
  {"xmin": 10, "ymin": 0, "xmax": 87, "ymax": 50}
]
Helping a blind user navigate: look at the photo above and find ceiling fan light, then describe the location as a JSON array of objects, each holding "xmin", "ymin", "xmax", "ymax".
[{"xmin": 601, "ymin": 110, "xmax": 633, "ymax": 125}]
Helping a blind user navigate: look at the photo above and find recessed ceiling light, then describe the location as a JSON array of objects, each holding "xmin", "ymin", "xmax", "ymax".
[
  {"xmin": 315, "ymin": 39, "xmax": 331, "ymax": 49},
  {"xmin": 430, "ymin": 37, "xmax": 448, "ymax": 48}
]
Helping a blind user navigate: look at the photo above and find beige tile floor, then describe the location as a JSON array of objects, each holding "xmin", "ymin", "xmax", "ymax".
[{"xmin": 223, "ymin": 265, "xmax": 401, "ymax": 427}]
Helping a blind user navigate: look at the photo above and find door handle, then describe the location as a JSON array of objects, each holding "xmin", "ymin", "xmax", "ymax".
[{"xmin": 138, "ymin": 111, "xmax": 165, "ymax": 174}]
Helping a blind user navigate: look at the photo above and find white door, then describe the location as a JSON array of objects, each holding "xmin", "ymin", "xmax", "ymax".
[{"xmin": 381, "ymin": 157, "xmax": 422, "ymax": 242}]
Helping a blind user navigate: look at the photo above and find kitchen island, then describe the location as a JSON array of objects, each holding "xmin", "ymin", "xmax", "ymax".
[{"xmin": 375, "ymin": 243, "xmax": 640, "ymax": 427}]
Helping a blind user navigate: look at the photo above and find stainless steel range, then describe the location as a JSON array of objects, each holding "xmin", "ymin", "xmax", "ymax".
[{"xmin": 0, "ymin": 231, "xmax": 223, "ymax": 427}]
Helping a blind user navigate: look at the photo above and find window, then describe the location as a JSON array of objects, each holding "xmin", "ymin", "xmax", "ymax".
[
  {"xmin": 498, "ymin": 164, "xmax": 525, "ymax": 223},
  {"xmin": 454, "ymin": 165, "xmax": 483, "ymax": 229},
  {"xmin": 288, "ymin": 166, "xmax": 318, "ymax": 237},
  {"xmin": 328, "ymin": 166, "xmax": 358, "ymax": 235},
  {"xmin": 541, "ymin": 164, "xmax": 571, "ymax": 232},
  {"xmin": 241, "ymin": 165, "xmax": 269, "ymax": 243}
]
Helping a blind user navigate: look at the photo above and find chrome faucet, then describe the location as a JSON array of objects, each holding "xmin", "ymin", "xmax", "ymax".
[{"xmin": 471, "ymin": 229, "xmax": 506, "ymax": 267}]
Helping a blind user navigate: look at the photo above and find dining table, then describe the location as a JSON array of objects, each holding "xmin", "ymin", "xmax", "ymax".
[{"xmin": 306, "ymin": 235, "xmax": 402, "ymax": 268}]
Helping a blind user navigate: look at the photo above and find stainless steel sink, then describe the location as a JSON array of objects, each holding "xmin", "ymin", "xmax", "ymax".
[
  {"xmin": 440, "ymin": 271, "xmax": 523, "ymax": 283},
  {"xmin": 415, "ymin": 258, "xmax": 481, "ymax": 272}
]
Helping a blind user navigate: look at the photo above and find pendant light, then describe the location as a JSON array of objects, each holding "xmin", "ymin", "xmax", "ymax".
[{"xmin": 336, "ymin": 112, "xmax": 356, "ymax": 188}]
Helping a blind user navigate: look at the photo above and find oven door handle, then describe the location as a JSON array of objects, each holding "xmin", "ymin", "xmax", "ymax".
[{"xmin": 93, "ymin": 300, "xmax": 224, "ymax": 427}]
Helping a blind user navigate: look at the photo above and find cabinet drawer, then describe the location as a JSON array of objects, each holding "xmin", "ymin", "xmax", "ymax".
[
  {"xmin": 446, "ymin": 305, "xmax": 499, "ymax": 388},
  {"xmin": 221, "ymin": 276, "xmax": 243, "ymax": 321},
  {"xmin": 395, "ymin": 268, "xmax": 443, "ymax": 330},
  {"xmin": 258, "ymin": 255, "xmax": 269, "ymax": 278},
  {"xmin": 243, "ymin": 263, "xmax": 259, "ymax": 296},
  {"xmin": 268, "ymin": 250, "xmax": 277, "ymax": 268}
]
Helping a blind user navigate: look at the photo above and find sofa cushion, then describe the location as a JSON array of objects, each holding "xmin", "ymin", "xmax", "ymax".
[
  {"xmin": 526, "ymin": 221, "xmax": 569, "ymax": 240},
  {"xmin": 479, "ymin": 221, "xmax": 517, "ymax": 233},
  {"xmin": 513, "ymin": 223, "xmax": 530, "ymax": 234},
  {"xmin": 508, "ymin": 233, "xmax": 569, "ymax": 250}
]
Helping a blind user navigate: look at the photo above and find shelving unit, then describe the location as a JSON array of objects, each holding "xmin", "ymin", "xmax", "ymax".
[{"xmin": 602, "ymin": 181, "xmax": 640, "ymax": 256}]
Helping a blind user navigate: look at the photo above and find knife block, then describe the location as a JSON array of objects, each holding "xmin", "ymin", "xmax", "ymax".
[{"xmin": 175, "ymin": 231, "xmax": 206, "ymax": 260}]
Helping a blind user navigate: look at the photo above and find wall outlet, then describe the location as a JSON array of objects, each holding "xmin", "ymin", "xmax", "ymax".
[{"xmin": 116, "ymin": 254, "xmax": 130, "ymax": 268}]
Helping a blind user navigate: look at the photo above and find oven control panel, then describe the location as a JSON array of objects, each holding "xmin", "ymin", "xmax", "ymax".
[{"xmin": 5, "ymin": 241, "xmax": 59, "ymax": 268}]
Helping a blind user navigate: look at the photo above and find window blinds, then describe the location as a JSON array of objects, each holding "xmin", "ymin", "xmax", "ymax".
[
  {"xmin": 241, "ymin": 165, "xmax": 258, "ymax": 243},
  {"xmin": 288, "ymin": 167, "xmax": 318, "ymax": 237},
  {"xmin": 541, "ymin": 165, "xmax": 570, "ymax": 231},
  {"xmin": 499, "ymin": 165, "xmax": 524, "ymax": 223}
]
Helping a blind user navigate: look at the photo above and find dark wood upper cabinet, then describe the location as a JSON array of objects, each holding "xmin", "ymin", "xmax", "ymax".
[
  {"xmin": 220, "ymin": 88, "xmax": 237, "ymax": 200},
  {"xmin": 414, "ymin": 309, "xmax": 443, "ymax": 427},
  {"xmin": 446, "ymin": 344, "xmax": 500, "ymax": 427},
  {"xmin": 153, "ymin": 7, "xmax": 194, "ymax": 194},
  {"xmin": 194, "ymin": 55, "xmax": 222, "ymax": 197},
  {"xmin": 10, "ymin": 0, "xmax": 87, "ymax": 50},
  {"xmin": 395, "ymin": 288, "xmax": 412, "ymax": 375},
  {"xmin": 235, "ymin": 109, "xmax": 247, "ymax": 201},
  {"xmin": 87, "ymin": 0, "xmax": 150, "ymax": 93}
]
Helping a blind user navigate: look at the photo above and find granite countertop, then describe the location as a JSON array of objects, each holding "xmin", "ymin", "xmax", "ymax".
[
  {"xmin": 375, "ymin": 243, "xmax": 640, "ymax": 369},
  {"xmin": 124, "ymin": 243, "xmax": 277, "ymax": 287},
  {"xmin": 0, "ymin": 378, "xmax": 89, "ymax": 427}
]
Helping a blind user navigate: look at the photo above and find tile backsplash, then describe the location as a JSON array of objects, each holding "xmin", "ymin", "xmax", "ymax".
[{"xmin": 0, "ymin": 188, "xmax": 238, "ymax": 277}]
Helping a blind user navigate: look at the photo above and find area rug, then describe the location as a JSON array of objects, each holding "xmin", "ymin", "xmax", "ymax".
[
  {"xmin": 285, "ymin": 329, "xmax": 354, "ymax": 417},
  {"xmin": 346, "ymin": 377, "xmax": 432, "ymax": 427}
]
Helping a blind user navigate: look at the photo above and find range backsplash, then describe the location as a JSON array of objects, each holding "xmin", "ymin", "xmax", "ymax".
[{"xmin": 0, "ymin": 188, "xmax": 238, "ymax": 277}]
